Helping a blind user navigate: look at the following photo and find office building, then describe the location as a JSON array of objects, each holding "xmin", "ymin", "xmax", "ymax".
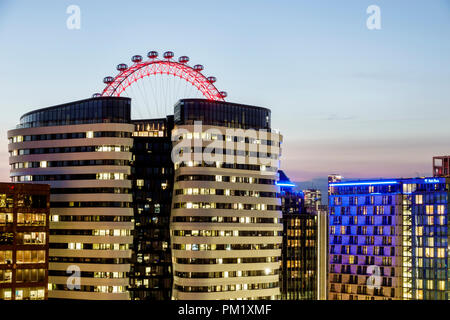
[
  {"xmin": 278, "ymin": 171, "xmax": 318, "ymax": 300},
  {"xmin": 402, "ymin": 177, "xmax": 448, "ymax": 299},
  {"xmin": 0, "ymin": 182, "xmax": 50, "ymax": 300},
  {"xmin": 303, "ymin": 189, "xmax": 322, "ymax": 209},
  {"xmin": 8, "ymin": 97, "xmax": 134, "ymax": 300},
  {"xmin": 128, "ymin": 117, "xmax": 174, "ymax": 300},
  {"xmin": 170, "ymin": 99, "xmax": 283, "ymax": 300},
  {"xmin": 328, "ymin": 177, "xmax": 450, "ymax": 300},
  {"xmin": 328, "ymin": 174, "xmax": 343, "ymax": 185}
]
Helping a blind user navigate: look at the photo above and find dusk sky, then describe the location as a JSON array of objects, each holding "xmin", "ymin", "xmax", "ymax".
[{"xmin": 0, "ymin": 0, "xmax": 449, "ymax": 183}]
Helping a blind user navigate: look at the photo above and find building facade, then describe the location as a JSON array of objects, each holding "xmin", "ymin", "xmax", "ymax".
[
  {"xmin": 170, "ymin": 99, "xmax": 283, "ymax": 300},
  {"xmin": 402, "ymin": 177, "xmax": 449, "ymax": 300},
  {"xmin": 128, "ymin": 117, "xmax": 174, "ymax": 300},
  {"xmin": 316, "ymin": 203, "xmax": 328, "ymax": 300},
  {"xmin": 328, "ymin": 177, "xmax": 450, "ymax": 300},
  {"xmin": 8, "ymin": 97, "xmax": 134, "ymax": 300},
  {"xmin": 303, "ymin": 189, "xmax": 322, "ymax": 209},
  {"xmin": 0, "ymin": 183, "xmax": 50, "ymax": 300},
  {"xmin": 278, "ymin": 171, "xmax": 318, "ymax": 300},
  {"xmin": 433, "ymin": 156, "xmax": 450, "ymax": 177}
]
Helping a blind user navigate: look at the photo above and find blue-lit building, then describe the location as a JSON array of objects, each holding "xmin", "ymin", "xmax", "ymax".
[
  {"xmin": 278, "ymin": 171, "xmax": 318, "ymax": 300},
  {"xmin": 328, "ymin": 177, "xmax": 449, "ymax": 300}
]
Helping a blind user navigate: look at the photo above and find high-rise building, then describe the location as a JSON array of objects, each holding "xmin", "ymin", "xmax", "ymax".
[
  {"xmin": 128, "ymin": 117, "xmax": 174, "ymax": 300},
  {"xmin": 328, "ymin": 177, "xmax": 450, "ymax": 300},
  {"xmin": 0, "ymin": 182, "xmax": 50, "ymax": 300},
  {"xmin": 278, "ymin": 171, "xmax": 318, "ymax": 300},
  {"xmin": 7, "ymin": 96, "xmax": 284, "ymax": 301},
  {"xmin": 328, "ymin": 174, "xmax": 343, "ymax": 185},
  {"xmin": 8, "ymin": 97, "xmax": 134, "ymax": 300},
  {"xmin": 170, "ymin": 99, "xmax": 283, "ymax": 300},
  {"xmin": 303, "ymin": 189, "xmax": 322, "ymax": 208},
  {"xmin": 400, "ymin": 177, "xmax": 449, "ymax": 300}
]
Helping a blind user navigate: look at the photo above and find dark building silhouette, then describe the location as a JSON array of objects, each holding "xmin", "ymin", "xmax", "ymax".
[
  {"xmin": 0, "ymin": 183, "xmax": 50, "ymax": 300},
  {"xmin": 128, "ymin": 117, "xmax": 174, "ymax": 300},
  {"xmin": 278, "ymin": 171, "xmax": 318, "ymax": 300}
]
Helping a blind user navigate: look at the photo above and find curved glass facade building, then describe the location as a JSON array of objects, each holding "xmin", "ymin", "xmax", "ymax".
[
  {"xmin": 170, "ymin": 99, "xmax": 283, "ymax": 300},
  {"xmin": 8, "ymin": 97, "xmax": 134, "ymax": 300},
  {"xmin": 18, "ymin": 97, "xmax": 131, "ymax": 128},
  {"xmin": 174, "ymin": 99, "xmax": 271, "ymax": 130}
]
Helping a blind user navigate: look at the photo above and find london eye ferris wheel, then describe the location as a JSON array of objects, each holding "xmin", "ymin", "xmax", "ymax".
[{"xmin": 93, "ymin": 50, "xmax": 227, "ymax": 119}]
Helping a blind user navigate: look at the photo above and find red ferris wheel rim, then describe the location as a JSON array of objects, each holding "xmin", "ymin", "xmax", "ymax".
[{"xmin": 100, "ymin": 54, "xmax": 226, "ymax": 101}]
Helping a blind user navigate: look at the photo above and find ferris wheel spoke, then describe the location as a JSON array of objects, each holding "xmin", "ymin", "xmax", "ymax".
[
  {"xmin": 138, "ymin": 76, "xmax": 151, "ymax": 117},
  {"xmin": 147, "ymin": 75, "xmax": 159, "ymax": 118},
  {"xmin": 183, "ymin": 77, "xmax": 189, "ymax": 100},
  {"xmin": 164, "ymin": 74, "xmax": 170, "ymax": 115},
  {"xmin": 134, "ymin": 80, "xmax": 145, "ymax": 117},
  {"xmin": 166, "ymin": 74, "xmax": 170, "ymax": 113},
  {"xmin": 131, "ymin": 85, "xmax": 145, "ymax": 119},
  {"xmin": 136, "ymin": 79, "xmax": 151, "ymax": 119},
  {"xmin": 125, "ymin": 85, "xmax": 143, "ymax": 119},
  {"xmin": 175, "ymin": 74, "xmax": 183, "ymax": 103},
  {"xmin": 158, "ymin": 74, "xmax": 164, "ymax": 117}
]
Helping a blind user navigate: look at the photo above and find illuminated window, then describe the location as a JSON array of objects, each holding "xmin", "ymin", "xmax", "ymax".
[
  {"xmin": 0, "ymin": 251, "xmax": 12, "ymax": 264},
  {"xmin": 3, "ymin": 290, "xmax": 11, "ymax": 300},
  {"xmin": 97, "ymin": 173, "xmax": 125, "ymax": 180},
  {"xmin": 0, "ymin": 270, "xmax": 12, "ymax": 283},
  {"xmin": 416, "ymin": 290, "xmax": 423, "ymax": 299},
  {"xmin": 415, "ymin": 195, "xmax": 423, "ymax": 204},
  {"xmin": 17, "ymin": 213, "xmax": 46, "ymax": 226},
  {"xmin": 416, "ymin": 247, "xmax": 423, "ymax": 257},
  {"xmin": 86, "ymin": 131, "xmax": 94, "ymax": 138},
  {"xmin": 68, "ymin": 243, "xmax": 83, "ymax": 250},
  {"xmin": 416, "ymin": 226, "xmax": 423, "ymax": 236},
  {"xmin": 417, "ymin": 258, "xmax": 423, "ymax": 267}
]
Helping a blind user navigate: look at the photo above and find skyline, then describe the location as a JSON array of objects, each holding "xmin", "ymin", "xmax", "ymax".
[{"xmin": 1, "ymin": 0, "xmax": 450, "ymax": 182}]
